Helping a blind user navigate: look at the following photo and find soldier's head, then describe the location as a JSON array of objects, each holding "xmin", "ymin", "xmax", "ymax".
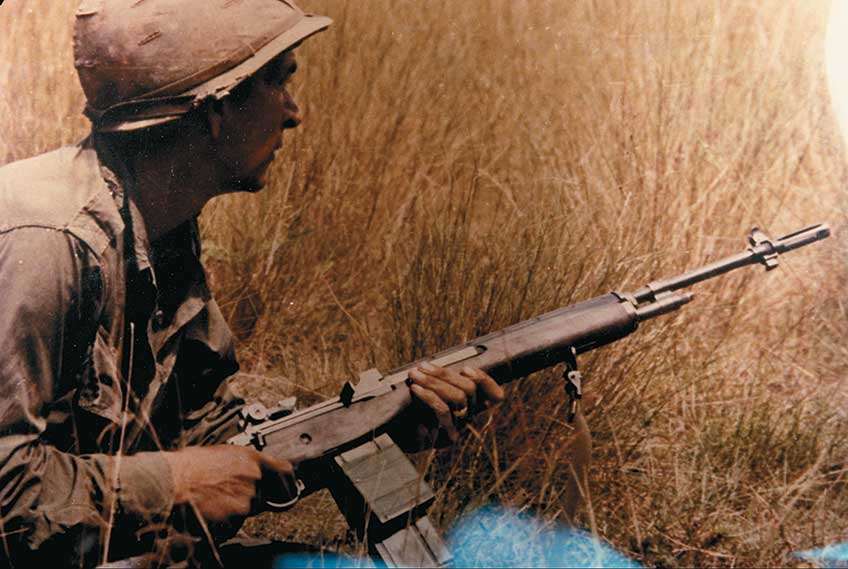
[{"xmin": 73, "ymin": 0, "xmax": 330, "ymax": 191}]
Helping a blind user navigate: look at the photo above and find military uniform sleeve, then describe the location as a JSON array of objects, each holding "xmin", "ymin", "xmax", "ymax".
[
  {"xmin": 0, "ymin": 228, "xmax": 174, "ymax": 561},
  {"xmin": 175, "ymin": 298, "xmax": 245, "ymax": 447}
]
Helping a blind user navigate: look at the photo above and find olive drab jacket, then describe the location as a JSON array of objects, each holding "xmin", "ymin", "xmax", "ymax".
[{"xmin": 0, "ymin": 138, "xmax": 244, "ymax": 565}]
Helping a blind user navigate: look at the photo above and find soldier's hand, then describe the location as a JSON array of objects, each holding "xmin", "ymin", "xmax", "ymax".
[
  {"xmin": 407, "ymin": 363, "xmax": 504, "ymax": 445},
  {"xmin": 163, "ymin": 445, "xmax": 294, "ymax": 523}
]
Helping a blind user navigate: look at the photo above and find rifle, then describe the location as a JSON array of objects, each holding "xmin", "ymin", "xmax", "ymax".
[{"xmin": 228, "ymin": 223, "xmax": 831, "ymax": 567}]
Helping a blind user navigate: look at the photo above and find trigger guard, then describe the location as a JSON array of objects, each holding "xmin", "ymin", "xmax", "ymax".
[{"xmin": 264, "ymin": 478, "xmax": 305, "ymax": 511}]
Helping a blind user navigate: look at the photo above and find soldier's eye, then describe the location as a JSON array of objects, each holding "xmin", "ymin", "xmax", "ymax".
[
  {"xmin": 281, "ymin": 64, "xmax": 298, "ymax": 86},
  {"xmin": 265, "ymin": 61, "xmax": 297, "ymax": 88}
]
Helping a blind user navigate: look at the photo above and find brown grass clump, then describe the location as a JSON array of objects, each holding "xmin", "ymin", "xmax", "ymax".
[{"xmin": 2, "ymin": 0, "xmax": 847, "ymax": 566}]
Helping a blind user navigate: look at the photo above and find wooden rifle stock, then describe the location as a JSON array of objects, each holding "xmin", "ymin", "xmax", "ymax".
[{"xmin": 225, "ymin": 223, "xmax": 830, "ymax": 567}]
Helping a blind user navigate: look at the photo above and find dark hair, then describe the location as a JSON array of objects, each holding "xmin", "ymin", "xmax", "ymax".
[
  {"xmin": 226, "ymin": 73, "xmax": 258, "ymax": 108},
  {"xmin": 94, "ymin": 116, "xmax": 189, "ymax": 161},
  {"xmin": 95, "ymin": 72, "xmax": 260, "ymax": 160}
]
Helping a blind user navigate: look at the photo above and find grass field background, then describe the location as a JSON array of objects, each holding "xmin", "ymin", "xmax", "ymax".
[{"xmin": 2, "ymin": 1, "xmax": 847, "ymax": 566}]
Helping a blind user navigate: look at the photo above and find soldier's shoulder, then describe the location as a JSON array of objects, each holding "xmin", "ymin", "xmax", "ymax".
[
  {"xmin": 0, "ymin": 145, "xmax": 101, "ymax": 226},
  {"xmin": 0, "ymin": 144, "xmax": 123, "ymax": 255}
]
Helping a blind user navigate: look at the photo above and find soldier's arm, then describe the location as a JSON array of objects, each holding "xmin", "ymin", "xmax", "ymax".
[
  {"xmin": 171, "ymin": 299, "xmax": 246, "ymax": 448},
  {"xmin": 0, "ymin": 228, "xmax": 174, "ymax": 563}
]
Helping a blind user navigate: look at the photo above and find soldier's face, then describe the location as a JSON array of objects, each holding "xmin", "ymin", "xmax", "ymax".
[{"xmin": 213, "ymin": 51, "xmax": 301, "ymax": 192}]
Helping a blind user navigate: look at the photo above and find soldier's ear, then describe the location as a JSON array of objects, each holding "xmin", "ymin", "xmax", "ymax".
[{"xmin": 206, "ymin": 100, "xmax": 224, "ymax": 142}]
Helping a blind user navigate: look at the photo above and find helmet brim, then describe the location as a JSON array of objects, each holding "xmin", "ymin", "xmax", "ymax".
[{"xmin": 98, "ymin": 13, "xmax": 332, "ymax": 133}]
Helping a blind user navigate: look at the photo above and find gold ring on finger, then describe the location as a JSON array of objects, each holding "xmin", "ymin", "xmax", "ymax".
[{"xmin": 452, "ymin": 405, "xmax": 469, "ymax": 420}]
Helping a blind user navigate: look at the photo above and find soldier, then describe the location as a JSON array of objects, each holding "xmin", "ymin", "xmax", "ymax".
[{"xmin": 0, "ymin": 0, "xmax": 506, "ymax": 566}]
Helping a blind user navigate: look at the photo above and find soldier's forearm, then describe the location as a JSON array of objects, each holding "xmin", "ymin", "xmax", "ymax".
[{"xmin": 0, "ymin": 438, "xmax": 174, "ymax": 563}]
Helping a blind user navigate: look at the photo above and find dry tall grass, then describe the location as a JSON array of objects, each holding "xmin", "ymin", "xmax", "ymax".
[{"xmin": 2, "ymin": 0, "xmax": 847, "ymax": 566}]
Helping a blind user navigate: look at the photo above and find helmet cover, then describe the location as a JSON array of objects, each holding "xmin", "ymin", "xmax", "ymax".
[{"xmin": 74, "ymin": 0, "xmax": 331, "ymax": 131}]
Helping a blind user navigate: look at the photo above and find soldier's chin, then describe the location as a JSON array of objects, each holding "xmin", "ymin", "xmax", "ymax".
[{"xmin": 231, "ymin": 173, "xmax": 267, "ymax": 193}]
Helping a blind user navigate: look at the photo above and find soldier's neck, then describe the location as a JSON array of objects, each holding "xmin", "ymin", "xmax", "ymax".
[{"xmin": 127, "ymin": 144, "xmax": 220, "ymax": 243}]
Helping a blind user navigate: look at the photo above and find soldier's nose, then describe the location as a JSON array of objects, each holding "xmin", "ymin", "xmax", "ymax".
[
  {"xmin": 282, "ymin": 94, "xmax": 301, "ymax": 129},
  {"xmin": 283, "ymin": 111, "xmax": 302, "ymax": 129}
]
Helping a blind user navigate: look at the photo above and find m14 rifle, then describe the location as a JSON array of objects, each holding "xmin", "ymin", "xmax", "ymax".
[{"xmin": 228, "ymin": 223, "xmax": 831, "ymax": 567}]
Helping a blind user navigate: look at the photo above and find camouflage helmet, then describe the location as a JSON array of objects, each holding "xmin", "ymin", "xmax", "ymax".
[{"xmin": 74, "ymin": 0, "xmax": 331, "ymax": 132}]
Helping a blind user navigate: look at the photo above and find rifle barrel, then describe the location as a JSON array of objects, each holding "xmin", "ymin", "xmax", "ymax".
[{"xmin": 630, "ymin": 224, "xmax": 830, "ymax": 304}]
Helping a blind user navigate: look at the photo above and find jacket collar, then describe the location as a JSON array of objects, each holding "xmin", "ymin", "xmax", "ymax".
[{"xmin": 87, "ymin": 135, "xmax": 154, "ymax": 278}]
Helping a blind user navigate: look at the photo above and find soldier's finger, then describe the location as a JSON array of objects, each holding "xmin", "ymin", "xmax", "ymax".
[
  {"xmin": 257, "ymin": 452, "xmax": 295, "ymax": 475},
  {"xmin": 420, "ymin": 363, "xmax": 477, "ymax": 397},
  {"xmin": 231, "ymin": 448, "xmax": 263, "ymax": 481},
  {"xmin": 409, "ymin": 368, "xmax": 467, "ymax": 409},
  {"xmin": 461, "ymin": 366, "xmax": 505, "ymax": 404},
  {"xmin": 236, "ymin": 496, "xmax": 253, "ymax": 517},
  {"xmin": 419, "ymin": 363, "xmax": 477, "ymax": 399},
  {"xmin": 410, "ymin": 384, "xmax": 459, "ymax": 442}
]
